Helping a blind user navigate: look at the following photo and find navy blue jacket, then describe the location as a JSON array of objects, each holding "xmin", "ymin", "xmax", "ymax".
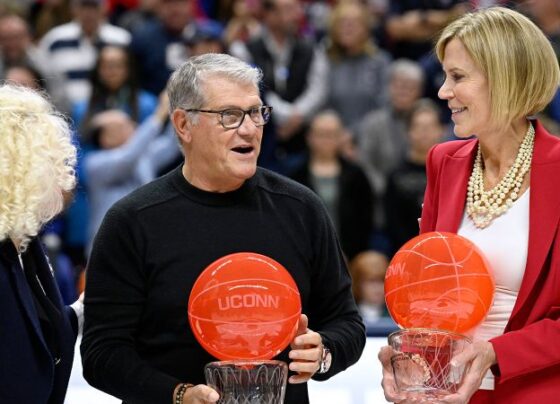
[{"xmin": 0, "ymin": 239, "xmax": 78, "ymax": 404}]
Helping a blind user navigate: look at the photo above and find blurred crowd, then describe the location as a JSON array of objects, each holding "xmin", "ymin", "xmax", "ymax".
[{"xmin": 1, "ymin": 0, "xmax": 559, "ymax": 331}]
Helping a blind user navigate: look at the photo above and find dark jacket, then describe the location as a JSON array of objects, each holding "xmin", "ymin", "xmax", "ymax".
[
  {"xmin": 0, "ymin": 238, "xmax": 78, "ymax": 404},
  {"xmin": 290, "ymin": 156, "xmax": 373, "ymax": 260}
]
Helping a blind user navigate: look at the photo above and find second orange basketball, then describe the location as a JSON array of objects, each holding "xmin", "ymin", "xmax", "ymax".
[{"xmin": 384, "ymin": 232, "xmax": 494, "ymax": 333}]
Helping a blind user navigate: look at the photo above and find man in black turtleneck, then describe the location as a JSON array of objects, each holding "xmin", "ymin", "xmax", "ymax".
[{"xmin": 81, "ymin": 53, "xmax": 365, "ymax": 404}]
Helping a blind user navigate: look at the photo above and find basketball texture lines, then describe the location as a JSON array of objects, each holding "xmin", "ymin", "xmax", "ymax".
[
  {"xmin": 188, "ymin": 252, "xmax": 301, "ymax": 360},
  {"xmin": 385, "ymin": 232, "xmax": 494, "ymax": 333}
]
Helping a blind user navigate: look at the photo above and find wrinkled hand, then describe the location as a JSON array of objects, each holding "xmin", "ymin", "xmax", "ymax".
[
  {"xmin": 182, "ymin": 384, "xmax": 219, "ymax": 403},
  {"xmin": 439, "ymin": 341, "xmax": 496, "ymax": 404},
  {"xmin": 379, "ymin": 346, "xmax": 410, "ymax": 403},
  {"xmin": 379, "ymin": 346, "xmax": 437, "ymax": 403},
  {"xmin": 288, "ymin": 314, "xmax": 323, "ymax": 384}
]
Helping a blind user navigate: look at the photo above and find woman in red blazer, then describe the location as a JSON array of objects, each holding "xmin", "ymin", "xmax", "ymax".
[{"xmin": 379, "ymin": 7, "xmax": 560, "ymax": 404}]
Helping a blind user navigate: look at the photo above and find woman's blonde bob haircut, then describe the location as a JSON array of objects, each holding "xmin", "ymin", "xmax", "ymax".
[
  {"xmin": 0, "ymin": 84, "xmax": 76, "ymax": 251},
  {"xmin": 436, "ymin": 7, "xmax": 560, "ymax": 129}
]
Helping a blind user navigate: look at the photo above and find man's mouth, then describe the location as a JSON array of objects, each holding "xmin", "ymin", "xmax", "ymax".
[{"xmin": 232, "ymin": 146, "xmax": 254, "ymax": 154}]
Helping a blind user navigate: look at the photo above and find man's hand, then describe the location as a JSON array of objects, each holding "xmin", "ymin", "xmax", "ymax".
[
  {"xmin": 288, "ymin": 314, "xmax": 323, "ymax": 384},
  {"xmin": 176, "ymin": 384, "xmax": 219, "ymax": 404}
]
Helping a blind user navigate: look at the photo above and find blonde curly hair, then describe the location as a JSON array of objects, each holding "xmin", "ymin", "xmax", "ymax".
[{"xmin": 0, "ymin": 84, "xmax": 76, "ymax": 251}]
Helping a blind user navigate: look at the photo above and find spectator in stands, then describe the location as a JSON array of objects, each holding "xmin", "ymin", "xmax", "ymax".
[
  {"xmin": 5, "ymin": 62, "xmax": 45, "ymax": 89},
  {"xmin": 28, "ymin": 0, "xmax": 73, "ymax": 41},
  {"xmin": 349, "ymin": 250, "xmax": 390, "ymax": 325},
  {"xmin": 83, "ymin": 94, "xmax": 179, "ymax": 252},
  {"xmin": 357, "ymin": 59, "xmax": 424, "ymax": 233},
  {"xmin": 129, "ymin": 0, "xmax": 195, "ymax": 96},
  {"xmin": 520, "ymin": 0, "xmax": 560, "ymax": 59},
  {"xmin": 385, "ymin": 0, "xmax": 469, "ymax": 60},
  {"xmin": 73, "ymin": 45, "xmax": 157, "ymax": 130},
  {"xmin": 0, "ymin": 14, "xmax": 39, "ymax": 77},
  {"xmin": 184, "ymin": 19, "xmax": 225, "ymax": 56},
  {"xmin": 36, "ymin": 0, "xmax": 131, "ymax": 267},
  {"xmin": 519, "ymin": 0, "xmax": 560, "ymax": 125},
  {"xmin": 0, "ymin": 13, "xmax": 70, "ymax": 112},
  {"xmin": 222, "ymin": 0, "xmax": 262, "ymax": 47},
  {"xmin": 325, "ymin": 1, "xmax": 391, "ymax": 135},
  {"xmin": 116, "ymin": 0, "xmax": 159, "ymax": 33},
  {"xmin": 289, "ymin": 110, "xmax": 373, "ymax": 261},
  {"xmin": 231, "ymin": 0, "xmax": 328, "ymax": 170},
  {"xmin": 384, "ymin": 98, "xmax": 445, "ymax": 255},
  {"xmin": 37, "ymin": 0, "xmax": 131, "ymax": 104}
]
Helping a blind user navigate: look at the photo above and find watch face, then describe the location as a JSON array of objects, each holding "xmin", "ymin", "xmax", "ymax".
[{"xmin": 320, "ymin": 347, "xmax": 331, "ymax": 373}]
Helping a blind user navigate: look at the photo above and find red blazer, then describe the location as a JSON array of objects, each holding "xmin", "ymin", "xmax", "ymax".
[{"xmin": 420, "ymin": 120, "xmax": 560, "ymax": 403}]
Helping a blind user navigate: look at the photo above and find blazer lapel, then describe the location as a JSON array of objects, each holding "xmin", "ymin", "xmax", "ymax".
[
  {"xmin": 29, "ymin": 239, "xmax": 64, "ymax": 309},
  {"xmin": 4, "ymin": 243, "xmax": 49, "ymax": 352},
  {"xmin": 509, "ymin": 121, "xmax": 560, "ymax": 324},
  {"xmin": 436, "ymin": 140, "xmax": 477, "ymax": 232}
]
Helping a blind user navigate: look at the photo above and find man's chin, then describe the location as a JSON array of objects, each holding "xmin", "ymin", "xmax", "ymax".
[{"xmin": 233, "ymin": 165, "xmax": 258, "ymax": 181}]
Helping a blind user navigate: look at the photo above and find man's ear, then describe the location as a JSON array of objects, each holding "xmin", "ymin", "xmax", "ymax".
[{"xmin": 171, "ymin": 109, "xmax": 193, "ymax": 144}]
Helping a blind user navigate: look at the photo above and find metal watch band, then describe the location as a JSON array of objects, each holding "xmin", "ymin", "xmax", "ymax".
[{"xmin": 318, "ymin": 346, "xmax": 331, "ymax": 374}]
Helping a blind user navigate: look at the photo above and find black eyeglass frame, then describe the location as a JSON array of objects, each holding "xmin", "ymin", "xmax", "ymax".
[{"xmin": 182, "ymin": 106, "xmax": 273, "ymax": 129}]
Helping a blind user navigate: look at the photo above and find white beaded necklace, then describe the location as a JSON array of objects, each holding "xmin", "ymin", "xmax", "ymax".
[{"xmin": 466, "ymin": 123, "xmax": 535, "ymax": 229}]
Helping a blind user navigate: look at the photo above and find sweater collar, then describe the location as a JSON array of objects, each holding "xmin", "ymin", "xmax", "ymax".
[{"xmin": 171, "ymin": 165, "xmax": 258, "ymax": 206}]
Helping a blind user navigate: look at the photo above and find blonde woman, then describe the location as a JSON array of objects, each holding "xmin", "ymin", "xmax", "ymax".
[
  {"xmin": 379, "ymin": 7, "xmax": 560, "ymax": 404},
  {"xmin": 0, "ymin": 84, "xmax": 82, "ymax": 404}
]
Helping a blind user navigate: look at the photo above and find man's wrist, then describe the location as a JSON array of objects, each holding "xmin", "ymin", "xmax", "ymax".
[
  {"xmin": 318, "ymin": 345, "xmax": 332, "ymax": 374},
  {"xmin": 174, "ymin": 383, "xmax": 193, "ymax": 404}
]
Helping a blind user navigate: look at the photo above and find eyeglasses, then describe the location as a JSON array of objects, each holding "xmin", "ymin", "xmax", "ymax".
[{"xmin": 182, "ymin": 106, "xmax": 273, "ymax": 129}]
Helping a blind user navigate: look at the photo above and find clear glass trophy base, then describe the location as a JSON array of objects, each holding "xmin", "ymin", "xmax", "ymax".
[
  {"xmin": 204, "ymin": 359, "xmax": 288, "ymax": 404},
  {"xmin": 389, "ymin": 328, "xmax": 472, "ymax": 398}
]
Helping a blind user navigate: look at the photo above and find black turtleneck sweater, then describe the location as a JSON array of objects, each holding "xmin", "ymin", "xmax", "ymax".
[{"xmin": 81, "ymin": 166, "xmax": 365, "ymax": 404}]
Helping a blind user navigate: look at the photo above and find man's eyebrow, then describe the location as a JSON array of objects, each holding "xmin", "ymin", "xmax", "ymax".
[{"xmin": 211, "ymin": 104, "xmax": 263, "ymax": 110}]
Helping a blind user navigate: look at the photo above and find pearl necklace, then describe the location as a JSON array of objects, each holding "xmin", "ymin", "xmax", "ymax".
[{"xmin": 466, "ymin": 123, "xmax": 535, "ymax": 229}]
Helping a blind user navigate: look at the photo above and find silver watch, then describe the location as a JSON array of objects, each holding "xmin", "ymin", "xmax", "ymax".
[{"xmin": 318, "ymin": 345, "xmax": 332, "ymax": 374}]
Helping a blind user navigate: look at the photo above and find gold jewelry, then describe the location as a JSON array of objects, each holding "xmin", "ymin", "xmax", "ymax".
[{"xmin": 466, "ymin": 123, "xmax": 535, "ymax": 228}]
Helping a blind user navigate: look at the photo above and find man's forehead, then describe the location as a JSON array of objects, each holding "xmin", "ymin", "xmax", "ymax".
[{"xmin": 202, "ymin": 77, "xmax": 261, "ymax": 104}]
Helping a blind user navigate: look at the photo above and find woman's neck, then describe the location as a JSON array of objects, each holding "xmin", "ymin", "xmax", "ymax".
[
  {"xmin": 310, "ymin": 156, "xmax": 340, "ymax": 177},
  {"xmin": 478, "ymin": 119, "xmax": 530, "ymax": 185}
]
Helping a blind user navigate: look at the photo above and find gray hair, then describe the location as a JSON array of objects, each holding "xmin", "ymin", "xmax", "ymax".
[
  {"xmin": 389, "ymin": 58, "xmax": 425, "ymax": 84},
  {"xmin": 167, "ymin": 53, "xmax": 263, "ymax": 116}
]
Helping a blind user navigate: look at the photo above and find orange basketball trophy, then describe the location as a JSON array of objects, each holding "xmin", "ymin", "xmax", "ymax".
[
  {"xmin": 384, "ymin": 232, "xmax": 494, "ymax": 398},
  {"xmin": 188, "ymin": 252, "xmax": 301, "ymax": 404}
]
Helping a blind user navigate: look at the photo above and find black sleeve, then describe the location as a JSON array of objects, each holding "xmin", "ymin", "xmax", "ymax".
[
  {"xmin": 304, "ymin": 194, "xmax": 366, "ymax": 381},
  {"xmin": 81, "ymin": 204, "xmax": 180, "ymax": 404}
]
